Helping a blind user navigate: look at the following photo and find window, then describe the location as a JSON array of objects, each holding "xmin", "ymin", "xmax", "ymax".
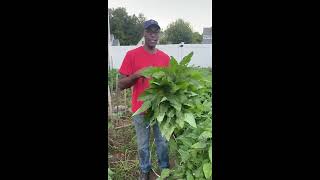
[{"xmin": 203, "ymin": 35, "xmax": 211, "ymax": 40}]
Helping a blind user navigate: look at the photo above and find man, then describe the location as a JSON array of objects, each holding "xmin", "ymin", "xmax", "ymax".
[{"xmin": 118, "ymin": 20, "xmax": 170, "ymax": 180}]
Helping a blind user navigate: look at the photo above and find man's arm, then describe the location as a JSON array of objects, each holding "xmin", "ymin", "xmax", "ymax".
[{"xmin": 118, "ymin": 71, "xmax": 143, "ymax": 91}]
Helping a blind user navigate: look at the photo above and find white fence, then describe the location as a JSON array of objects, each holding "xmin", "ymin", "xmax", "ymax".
[{"xmin": 109, "ymin": 44, "xmax": 212, "ymax": 69}]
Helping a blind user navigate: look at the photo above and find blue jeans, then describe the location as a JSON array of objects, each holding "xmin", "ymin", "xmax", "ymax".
[{"xmin": 133, "ymin": 114, "xmax": 169, "ymax": 173}]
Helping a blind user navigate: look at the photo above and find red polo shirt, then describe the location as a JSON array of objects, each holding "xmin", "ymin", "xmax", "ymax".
[{"xmin": 119, "ymin": 46, "xmax": 170, "ymax": 113}]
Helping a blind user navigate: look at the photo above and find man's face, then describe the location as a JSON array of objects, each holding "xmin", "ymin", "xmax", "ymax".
[{"xmin": 144, "ymin": 25, "xmax": 160, "ymax": 48}]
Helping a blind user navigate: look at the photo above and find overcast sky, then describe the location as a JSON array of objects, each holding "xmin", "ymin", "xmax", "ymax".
[{"xmin": 108, "ymin": 0, "xmax": 212, "ymax": 33}]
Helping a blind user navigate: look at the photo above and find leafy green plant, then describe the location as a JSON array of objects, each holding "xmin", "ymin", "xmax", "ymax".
[
  {"xmin": 108, "ymin": 69, "xmax": 119, "ymax": 92},
  {"xmin": 132, "ymin": 52, "xmax": 209, "ymax": 140},
  {"xmin": 132, "ymin": 52, "xmax": 213, "ymax": 179}
]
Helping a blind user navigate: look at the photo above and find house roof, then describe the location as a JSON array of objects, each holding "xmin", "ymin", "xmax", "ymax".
[{"xmin": 203, "ymin": 27, "xmax": 212, "ymax": 35}]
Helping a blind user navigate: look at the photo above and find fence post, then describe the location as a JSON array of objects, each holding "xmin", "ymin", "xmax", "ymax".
[
  {"xmin": 124, "ymin": 89, "xmax": 127, "ymax": 109},
  {"xmin": 115, "ymin": 72, "xmax": 118, "ymax": 95},
  {"xmin": 108, "ymin": 85, "xmax": 112, "ymax": 120},
  {"xmin": 115, "ymin": 72, "xmax": 119, "ymax": 118}
]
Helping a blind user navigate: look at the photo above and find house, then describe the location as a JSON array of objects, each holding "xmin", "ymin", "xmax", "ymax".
[
  {"xmin": 110, "ymin": 34, "xmax": 120, "ymax": 46},
  {"xmin": 202, "ymin": 27, "xmax": 212, "ymax": 44}
]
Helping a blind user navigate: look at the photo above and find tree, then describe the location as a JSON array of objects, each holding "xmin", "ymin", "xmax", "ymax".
[
  {"xmin": 192, "ymin": 32, "xmax": 203, "ymax": 44},
  {"xmin": 109, "ymin": 8, "xmax": 146, "ymax": 45},
  {"xmin": 163, "ymin": 19, "xmax": 193, "ymax": 44},
  {"xmin": 159, "ymin": 30, "xmax": 168, "ymax": 44}
]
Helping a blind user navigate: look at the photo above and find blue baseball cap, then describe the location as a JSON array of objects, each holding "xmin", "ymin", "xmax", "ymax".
[{"xmin": 144, "ymin": 19, "xmax": 160, "ymax": 29}]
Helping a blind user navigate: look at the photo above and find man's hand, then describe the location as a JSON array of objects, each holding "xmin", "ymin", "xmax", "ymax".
[
  {"xmin": 133, "ymin": 67, "xmax": 150, "ymax": 79},
  {"xmin": 118, "ymin": 67, "xmax": 150, "ymax": 90}
]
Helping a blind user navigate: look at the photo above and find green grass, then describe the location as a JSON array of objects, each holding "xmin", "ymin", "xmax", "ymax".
[
  {"xmin": 108, "ymin": 125, "xmax": 140, "ymax": 179},
  {"xmin": 108, "ymin": 119, "xmax": 171, "ymax": 179}
]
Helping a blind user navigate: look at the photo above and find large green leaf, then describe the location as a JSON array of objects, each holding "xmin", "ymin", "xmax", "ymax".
[
  {"xmin": 160, "ymin": 168, "xmax": 170, "ymax": 179},
  {"xmin": 168, "ymin": 98, "xmax": 182, "ymax": 112},
  {"xmin": 176, "ymin": 92, "xmax": 188, "ymax": 104},
  {"xmin": 161, "ymin": 119, "xmax": 175, "ymax": 141},
  {"xmin": 179, "ymin": 52, "xmax": 193, "ymax": 66},
  {"xmin": 189, "ymin": 92, "xmax": 198, "ymax": 97},
  {"xmin": 190, "ymin": 149, "xmax": 197, "ymax": 159},
  {"xmin": 176, "ymin": 81, "xmax": 189, "ymax": 90},
  {"xmin": 190, "ymin": 70, "xmax": 204, "ymax": 80},
  {"xmin": 170, "ymin": 57, "xmax": 179, "ymax": 67},
  {"xmin": 166, "ymin": 74, "xmax": 175, "ymax": 83},
  {"xmin": 164, "ymin": 125, "xmax": 175, "ymax": 141},
  {"xmin": 157, "ymin": 113, "xmax": 165, "ymax": 123},
  {"xmin": 176, "ymin": 111, "xmax": 185, "ymax": 128},
  {"xmin": 203, "ymin": 100, "xmax": 212, "ymax": 111},
  {"xmin": 178, "ymin": 149, "xmax": 190, "ymax": 162},
  {"xmin": 191, "ymin": 142, "xmax": 206, "ymax": 149},
  {"xmin": 160, "ymin": 97, "xmax": 167, "ymax": 103},
  {"xmin": 140, "ymin": 67, "xmax": 161, "ymax": 77},
  {"xmin": 194, "ymin": 166, "xmax": 204, "ymax": 178},
  {"xmin": 132, "ymin": 100, "xmax": 151, "ymax": 117},
  {"xmin": 203, "ymin": 163, "xmax": 212, "ymax": 179},
  {"xmin": 152, "ymin": 71, "xmax": 166, "ymax": 79},
  {"xmin": 159, "ymin": 119, "xmax": 166, "ymax": 133},
  {"xmin": 169, "ymin": 139, "xmax": 178, "ymax": 152},
  {"xmin": 152, "ymin": 95, "xmax": 162, "ymax": 111},
  {"xmin": 179, "ymin": 136, "xmax": 193, "ymax": 147},
  {"xmin": 184, "ymin": 113, "xmax": 197, "ymax": 128},
  {"xmin": 187, "ymin": 162, "xmax": 194, "ymax": 171},
  {"xmin": 186, "ymin": 129, "xmax": 200, "ymax": 139},
  {"xmin": 165, "ymin": 115, "xmax": 172, "ymax": 125},
  {"xmin": 186, "ymin": 170, "xmax": 194, "ymax": 180},
  {"xmin": 159, "ymin": 103, "xmax": 169, "ymax": 115},
  {"xmin": 171, "ymin": 84, "xmax": 180, "ymax": 93},
  {"xmin": 151, "ymin": 81, "xmax": 161, "ymax": 85},
  {"xmin": 183, "ymin": 103, "xmax": 193, "ymax": 108},
  {"xmin": 167, "ymin": 109, "xmax": 175, "ymax": 118},
  {"xmin": 198, "ymin": 131, "xmax": 212, "ymax": 140},
  {"xmin": 160, "ymin": 119, "xmax": 170, "ymax": 137},
  {"xmin": 138, "ymin": 93, "xmax": 154, "ymax": 101}
]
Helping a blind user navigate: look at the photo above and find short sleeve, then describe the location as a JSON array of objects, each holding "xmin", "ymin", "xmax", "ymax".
[
  {"xmin": 165, "ymin": 54, "xmax": 170, "ymax": 67},
  {"xmin": 119, "ymin": 52, "xmax": 133, "ymax": 76}
]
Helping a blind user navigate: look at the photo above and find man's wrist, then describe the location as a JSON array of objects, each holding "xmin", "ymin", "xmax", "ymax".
[{"xmin": 131, "ymin": 73, "xmax": 141, "ymax": 80}]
